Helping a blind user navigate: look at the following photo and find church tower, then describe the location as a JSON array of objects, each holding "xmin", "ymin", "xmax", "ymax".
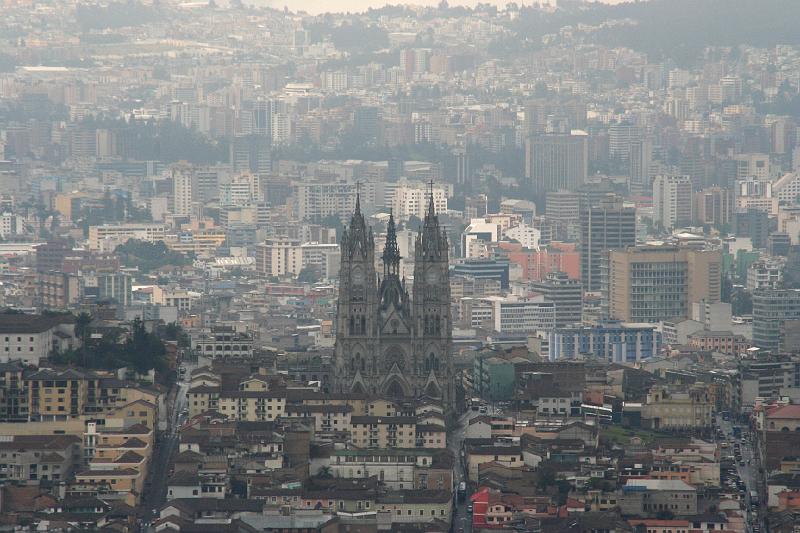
[
  {"xmin": 333, "ymin": 194, "xmax": 378, "ymax": 395},
  {"xmin": 412, "ymin": 193, "xmax": 453, "ymax": 408},
  {"xmin": 334, "ymin": 190, "xmax": 453, "ymax": 413}
]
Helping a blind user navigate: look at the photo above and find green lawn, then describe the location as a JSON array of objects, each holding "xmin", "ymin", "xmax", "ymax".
[{"xmin": 601, "ymin": 425, "xmax": 675, "ymax": 446}]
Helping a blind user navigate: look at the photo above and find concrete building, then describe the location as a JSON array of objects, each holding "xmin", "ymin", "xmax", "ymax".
[
  {"xmin": 605, "ymin": 245, "xmax": 722, "ymax": 323},
  {"xmin": 752, "ymin": 289, "xmax": 800, "ymax": 351},
  {"xmin": 548, "ymin": 321, "xmax": 661, "ymax": 363},
  {"xmin": 485, "ymin": 295, "xmax": 556, "ymax": 334},
  {"xmin": 619, "ymin": 479, "xmax": 697, "ymax": 517},
  {"xmin": 88, "ymin": 224, "xmax": 167, "ymax": 251},
  {"xmin": 580, "ymin": 195, "xmax": 637, "ymax": 292},
  {"xmin": 191, "ymin": 327, "xmax": 254, "ymax": 359},
  {"xmin": 254, "ymin": 239, "xmax": 339, "ymax": 279},
  {"xmin": 172, "ymin": 164, "xmax": 193, "ymax": 216},
  {"xmin": 653, "ymin": 175, "xmax": 693, "ymax": 230},
  {"xmin": 747, "ymin": 257, "xmax": 785, "ymax": 290},
  {"xmin": 642, "ymin": 385, "xmax": 713, "ymax": 430},
  {"xmin": 462, "ymin": 219, "xmax": 502, "ymax": 259},
  {"xmin": 391, "ymin": 186, "xmax": 447, "ymax": 221},
  {"xmin": 0, "ymin": 314, "xmax": 77, "ymax": 366},
  {"xmin": 529, "ymin": 271, "xmax": 583, "ymax": 327},
  {"xmin": 525, "ymin": 132, "xmax": 588, "ymax": 193},
  {"xmin": 694, "ymin": 186, "xmax": 733, "ymax": 228}
]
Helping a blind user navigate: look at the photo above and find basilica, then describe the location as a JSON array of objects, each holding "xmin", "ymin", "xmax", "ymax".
[{"xmin": 333, "ymin": 193, "xmax": 454, "ymax": 412}]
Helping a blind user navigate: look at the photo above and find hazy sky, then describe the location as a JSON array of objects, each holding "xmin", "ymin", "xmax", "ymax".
[{"xmin": 254, "ymin": 0, "xmax": 631, "ymax": 16}]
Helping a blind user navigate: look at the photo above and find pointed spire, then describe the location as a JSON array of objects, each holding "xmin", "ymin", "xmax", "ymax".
[
  {"xmin": 346, "ymin": 183, "xmax": 369, "ymax": 258},
  {"xmin": 427, "ymin": 178, "xmax": 436, "ymax": 218},
  {"xmin": 382, "ymin": 209, "xmax": 401, "ymax": 277}
]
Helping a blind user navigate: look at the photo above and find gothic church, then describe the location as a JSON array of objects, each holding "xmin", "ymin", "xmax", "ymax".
[{"xmin": 333, "ymin": 193, "xmax": 454, "ymax": 412}]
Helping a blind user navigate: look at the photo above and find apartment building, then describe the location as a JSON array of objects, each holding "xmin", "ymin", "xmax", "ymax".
[
  {"xmin": 606, "ymin": 245, "xmax": 721, "ymax": 323},
  {"xmin": 0, "ymin": 314, "xmax": 78, "ymax": 366},
  {"xmin": 350, "ymin": 416, "xmax": 418, "ymax": 449},
  {"xmin": 284, "ymin": 404, "xmax": 352, "ymax": 433},
  {"xmin": 190, "ymin": 327, "xmax": 254, "ymax": 359},
  {"xmin": 0, "ymin": 434, "xmax": 81, "ymax": 484},
  {"xmin": 88, "ymin": 223, "xmax": 167, "ymax": 251},
  {"xmin": 255, "ymin": 239, "xmax": 338, "ymax": 279}
]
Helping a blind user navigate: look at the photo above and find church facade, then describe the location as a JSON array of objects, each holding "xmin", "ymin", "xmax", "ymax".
[{"xmin": 333, "ymin": 193, "xmax": 454, "ymax": 412}]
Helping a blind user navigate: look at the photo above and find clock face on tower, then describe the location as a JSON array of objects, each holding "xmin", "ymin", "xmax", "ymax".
[
  {"xmin": 425, "ymin": 269, "xmax": 439, "ymax": 284},
  {"xmin": 352, "ymin": 267, "xmax": 364, "ymax": 285}
]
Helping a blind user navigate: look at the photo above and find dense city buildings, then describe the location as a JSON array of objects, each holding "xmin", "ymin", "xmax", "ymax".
[
  {"xmin": 579, "ymin": 196, "xmax": 637, "ymax": 292},
  {"xmin": 0, "ymin": 0, "xmax": 799, "ymax": 531},
  {"xmin": 605, "ymin": 245, "xmax": 722, "ymax": 323}
]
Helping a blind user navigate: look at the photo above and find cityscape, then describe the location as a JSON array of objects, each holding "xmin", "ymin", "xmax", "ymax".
[{"xmin": 1, "ymin": 0, "xmax": 800, "ymax": 532}]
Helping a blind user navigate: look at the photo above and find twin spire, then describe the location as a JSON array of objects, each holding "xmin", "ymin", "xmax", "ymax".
[{"xmin": 346, "ymin": 182, "xmax": 441, "ymax": 270}]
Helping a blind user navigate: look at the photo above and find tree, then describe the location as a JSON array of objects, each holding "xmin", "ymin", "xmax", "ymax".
[
  {"xmin": 115, "ymin": 239, "xmax": 191, "ymax": 273},
  {"xmin": 75, "ymin": 312, "xmax": 92, "ymax": 367},
  {"xmin": 317, "ymin": 466, "xmax": 333, "ymax": 479},
  {"xmin": 298, "ymin": 266, "xmax": 321, "ymax": 284}
]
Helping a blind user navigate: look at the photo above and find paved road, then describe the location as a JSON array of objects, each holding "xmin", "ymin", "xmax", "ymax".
[
  {"xmin": 139, "ymin": 363, "xmax": 192, "ymax": 525},
  {"xmin": 448, "ymin": 408, "xmax": 480, "ymax": 532},
  {"xmin": 718, "ymin": 417, "xmax": 765, "ymax": 533}
]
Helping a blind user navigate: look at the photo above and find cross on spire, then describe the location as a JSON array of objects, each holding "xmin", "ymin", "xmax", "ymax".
[{"xmin": 427, "ymin": 179, "xmax": 436, "ymax": 218}]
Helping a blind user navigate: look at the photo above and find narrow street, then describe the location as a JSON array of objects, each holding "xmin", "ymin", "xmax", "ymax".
[
  {"xmin": 139, "ymin": 363, "xmax": 192, "ymax": 524},
  {"xmin": 718, "ymin": 417, "xmax": 765, "ymax": 533},
  {"xmin": 448, "ymin": 408, "xmax": 478, "ymax": 532}
]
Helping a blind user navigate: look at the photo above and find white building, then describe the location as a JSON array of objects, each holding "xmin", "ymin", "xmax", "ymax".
[
  {"xmin": 0, "ymin": 213, "xmax": 23, "ymax": 238},
  {"xmin": 461, "ymin": 219, "xmax": 502, "ymax": 259},
  {"xmin": 172, "ymin": 164, "xmax": 193, "ymax": 217},
  {"xmin": 255, "ymin": 239, "xmax": 339, "ymax": 279},
  {"xmin": 773, "ymin": 172, "xmax": 800, "ymax": 204},
  {"xmin": 88, "ymin": 224, "xmax": 168, "ymax": 251},
  {"xmin": 747, "ymin": 257, "xmax": 786, "ymax": 290},
  {"xmin": 734, "ymin": 153, "xmax": 770, "ymax": 180},
  {"xmin": 489, "ymin": 295, "xmax": 556, "ymax": 334},
  {"xmin": 0, "ymin": 314, "xmax": 78, "ymax": 365},
  {"xmin": 391, "ymin": 186, "xmax": 447, "ymax": 221},
  {"xmin": 220, "ymin": 173, "xmax": 262, "ymax": 206},
  {"xmin": 503, "ymin": 223, "xmax": 541, "ymax": 250},
  {"xmin": 653, "ymin": 175, "xmax": 693, "ymax": 230}
]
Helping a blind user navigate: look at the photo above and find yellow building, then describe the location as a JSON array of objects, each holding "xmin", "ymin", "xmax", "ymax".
[
  {"xmin": 642, "ymin": 385, "xmax": 713, "ymax": 430},
  {"xmin": 73, "ymin": 468, "xmax": 141, "ymax": 506},
  {"xmin": 350, "ymin": 416, "xmax": 418, "ymax": 449}
]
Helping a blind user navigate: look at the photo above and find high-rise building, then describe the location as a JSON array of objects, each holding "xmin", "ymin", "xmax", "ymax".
[
  {"xmin": 530, "ymin": 271, "xmax": 583, "ymax": 327},
  {"xmin": 653, "ymin": 175, "xmax": 693, "ymax": 230},
  {"xmin": 579, "ymin": 195, "xmax": 637, "ymax": 292},
  {"xmin": 172, "ymin": 164, "xmax": 193, "ymax": 216},
  {"xmin": 545, "ymin": 190, "xmax": 580, "ymax": 241},
  {"xmin": 454, "ymin": 146, "xmax": 470, "ymax": 187},
  {"xmin": 525, "ymin": 132, "xmax": 588, "ymax": 193},
  {"xmin": 605, "ymin": 245, "xmax": 722, "ymax": 323},
  {"xmin": 608, "ymin": 122, "xmax": 639, "ymax": 162},
  {"xmin": 353, "ymin": 106, "xmax": 380, "ymax": 145},
  {"xmin": 752, "ymin": 289, "xmax": 800, "ymax": 351},
  {"xmin": 694, "ymin": 186, "xmax": 733, "ymax": 228},
  {"xmin": 629, "ymin": 137, "xmax": 654, "ymax": 192},
  {"xmin": 230, "ymin": 134, "xmax": 271, "ymax": 174},
  {"xmin": 734, "ymin": 209, "xmax": 771, "ymax": 249},
  {"xmin": 734, "ymin": 153, "xmax": 770, "ymax": 181},
  {"xmin": 334, "ymin": 194, "xmax": 454, "ymax": 412},
  {"xmin": 392, "ymin": 185, "xmax": 447, "ymax": 221}
]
